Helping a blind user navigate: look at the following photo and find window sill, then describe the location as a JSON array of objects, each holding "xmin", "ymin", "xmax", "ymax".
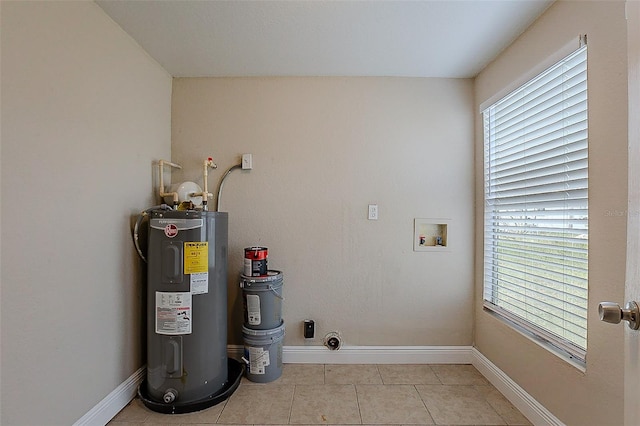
[{"xmin": 482, "ymin": 307, "xmax": 587, "ymax": 373}]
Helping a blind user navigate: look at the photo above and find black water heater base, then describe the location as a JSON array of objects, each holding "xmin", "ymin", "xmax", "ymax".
[{"xmin": 138, "ymin": 358, "xmax": 243, "ymax": 414}]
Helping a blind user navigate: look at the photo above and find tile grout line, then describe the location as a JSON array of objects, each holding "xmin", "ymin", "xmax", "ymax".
[
  {"xmin": 215, "ymin": 390, "xmax": 231, "ymax": 424},
  {"xmin": 413, "ymin": 383, "xmax": 436, "ymax": 426},
  {"xmin": 323, "ymin": 364, "xmax": 326, "ymax": 384},
  {"xmin": 430, "ymin": 364, "xmax": 444, "ymax": 385},
  {"xmin": 475, "ymin": 383, "xmax": 513, "ymax": 426},
  {"xmin": 287, "ymin": 383, "xmax": 296, "ymax": 425},
  {"xmin": 214, "ymin": 397, "xmax": 227, "ymax": 424},
  {"xmin": 354, "ymin": 382, "xmax": 364, "ymax": 425}
]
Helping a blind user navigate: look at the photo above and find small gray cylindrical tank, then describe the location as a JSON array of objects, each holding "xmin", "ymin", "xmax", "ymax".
[{"xmin": 146, "ymin": 209, "xmax": 228, "ymax": 404}]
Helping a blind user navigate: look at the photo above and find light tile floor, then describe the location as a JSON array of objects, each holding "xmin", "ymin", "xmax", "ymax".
[{"xmin": 109, "ymin": 363, "xmax": 531, "ymax": 426}]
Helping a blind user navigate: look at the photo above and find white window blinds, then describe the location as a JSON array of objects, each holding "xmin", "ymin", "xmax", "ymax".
[{"xmin": 483, "ymin": 45, "xmax": 588, "ymax": 361}]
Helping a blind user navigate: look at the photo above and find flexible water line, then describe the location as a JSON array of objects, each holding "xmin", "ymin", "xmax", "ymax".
[
  {"xmin": 216, "ymin": 164, "xmax": 242, "ymax": 211},
  {"xmin": 132, "ymin": 204, "xmax": 171, "ymax": 262}
]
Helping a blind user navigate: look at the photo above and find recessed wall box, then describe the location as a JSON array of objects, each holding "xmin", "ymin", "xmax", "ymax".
[{"xmin": 414, "ymin": 218, "xmax": 450, "ymax": 251}]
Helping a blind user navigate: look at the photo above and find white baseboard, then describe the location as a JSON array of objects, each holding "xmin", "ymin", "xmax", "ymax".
[
  {"xmin": 73, "ymin": 366, "xmax": 145, "ymax": 426},
  {"xmin": 282, "ymin": 345, "xmax": 474, "ymax": 364},
  {"xmin": 229, "ymin": 344, "xmax": 474, "ymax": 364},
  {"xmin": 472, "ymin": 348, "xmax": 564, "ymax": 426},
  {"xmin": 85, "ymin": 346, "xmax": 562, "ymax": 426}
]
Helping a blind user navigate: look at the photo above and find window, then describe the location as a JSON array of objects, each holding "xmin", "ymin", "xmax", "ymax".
[{"xmin": 482, "ymin": 45, "xmax": 588, "ymax": 362}]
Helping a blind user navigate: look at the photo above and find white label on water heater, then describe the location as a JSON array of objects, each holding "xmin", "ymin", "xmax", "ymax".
[
  {"xmin": 248, "ymin": 346, "xmax": 270, "ymax": 374},
  {"xmin": 155, "ymin": 292, "xmax": 192, "ymax": 335},
  {"xmin": 246, "ymin": 294, "xmax": 261, "ymax": 325},
  {"xmin": 190, "ymin": 272, "xmax": 208, "ymax": 295}
]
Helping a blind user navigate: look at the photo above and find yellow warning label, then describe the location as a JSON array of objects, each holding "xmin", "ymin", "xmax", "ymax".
[{"xmin": 184, "ymin": 242, "xmax": 208, "ymax": 274}]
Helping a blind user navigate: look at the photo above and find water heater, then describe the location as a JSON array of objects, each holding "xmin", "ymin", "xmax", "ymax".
[{"xmin": 138, "ymin": 208, "xmax": 240, "ymax": 413}]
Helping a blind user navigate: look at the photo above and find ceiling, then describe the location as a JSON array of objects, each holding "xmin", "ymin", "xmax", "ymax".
[{"xmin": 96, "ymin": 0, "xmax": 554, "ymax": 79}]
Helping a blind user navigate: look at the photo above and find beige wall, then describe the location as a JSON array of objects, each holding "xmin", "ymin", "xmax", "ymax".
[
  {"xmin": 1, "ymin": 2, "xmax": 171, "ymax": 424},
  {"xmin": 474, "ymin": 1, "xmax": 628, "ymax": 425},
  {"xmin": 171, "ymin": 77, "xmax": 475, "ymax": 346},
  {"xmin": 626, "ymin": 1, "xmax": 640, "ymax": 424}
]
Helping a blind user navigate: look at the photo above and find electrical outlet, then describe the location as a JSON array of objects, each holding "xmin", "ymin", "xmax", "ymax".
[
  {"xmin": 242, "ymin": 153, "xmax": 253, "ymax": 170},
  {"xmin": 368, "ymin": 204, "xmax": 378, "ymax": 220},
  {"xmin": 304, "ymin": 319, "xmax": 315, "ymax": 339}
]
